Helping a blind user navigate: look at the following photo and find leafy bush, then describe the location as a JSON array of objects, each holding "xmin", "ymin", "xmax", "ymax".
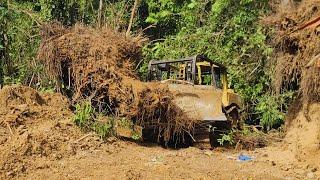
[
  {"xmin": 73, "ymin": 102, "xmax": 95, "ymax": 129},
  {"xmin": 218, "ymin": 126, "xmax": 272, "ymax": 149},
  {"xmin": 256, "ymin": 92, "xmax": 294, "ymax": 130},
  {"xmin": 93, "ymin": 121, "xmax": 114, "ymax": 139},
  {"xmin": 217, "ymin": 130, "xmax": 235, "ymax": 146},
  {"xmin": 73, "ymin": 102, "xmax": 115, "ymax": 139}
]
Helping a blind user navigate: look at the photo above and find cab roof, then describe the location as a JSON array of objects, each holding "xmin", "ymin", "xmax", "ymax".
[{"xmin": 149, "ymin": 55, "xmax": 227, "ymax": 70}]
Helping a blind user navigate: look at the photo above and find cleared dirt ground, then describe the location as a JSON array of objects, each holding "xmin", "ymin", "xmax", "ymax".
[{"xmin": 13, "ymin": 140, "xmax": 320, "ymax": 180}]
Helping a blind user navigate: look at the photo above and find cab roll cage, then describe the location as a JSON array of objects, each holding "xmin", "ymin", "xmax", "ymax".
[{"xmin": 147, "ymin": 54, "xmax": 227, "ymax": 85}]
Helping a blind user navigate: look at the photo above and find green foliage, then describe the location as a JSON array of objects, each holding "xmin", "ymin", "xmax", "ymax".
[
  {"xmin": 0, "ymin": 2, "xmax": 8, "ymax": 86},
  {"xmin": 2, "ymin": 1, "xmax": 48, "ymax": 86},
  {"xmin": 143, "ymin": 0, "xmax": 204, "ymax": 38},
  {"xmin": 131, "ymin": 132, "xmax": 141, "ymax": 140},
  {"xmin": 256, "ymin": 92, "xmax": 294, "ymax": 130},
  {"xmin": 93, "ymin": 121, "xmax": 114, "ymax": 139},
  {"xmin": 145, "ymin": 0, "xmax": 183, "ymax": 24},
  {"xmin": 73, "ymin": 102, "xmax": 95, "ymax": 128},
  {"xmin": 203, "ymin": 75, "xmax": 212, "ymax": 85},
  {"xmin": 218, "ymin": 126, "xmax": 269, "ymax": 147},
  {"xmin": 50, "ymin": 0, "xmax": 96, "ymax": 25},
  {"xmin": 211, "ymin": 0, "xmax": 231, "ymax": 24},
  {"xmin": 117, "ymin": 118, "xmax": 142, "ymax": 140},
  {"xmin": 217, "ymin": 130, "xmax": 235, "ymax": 146},
  {"xmin": 73, "ymin": 102, "xmax": 115, "ymax": 139},
  {"xmin": 104, "ymin": 1, "xmax": 130, "ymax": 30},
  {"xmin": 118, "ymin": 118, "xmax": 132, "ymax": 128}
]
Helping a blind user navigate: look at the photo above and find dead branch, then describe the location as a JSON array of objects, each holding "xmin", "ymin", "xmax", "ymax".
[{"xmin": 73, "ymin": 133, "xmax": 96, "ymax": 143}]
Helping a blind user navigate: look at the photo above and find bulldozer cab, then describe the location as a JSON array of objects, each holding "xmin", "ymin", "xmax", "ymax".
[
  {"xmin": 147, "ymin": 55, "xmax": 238, "ymax": 109},
  {"xmin": 147, "ymin": 55, "xmax": 227, "ymax": 89},
  {"xmin": 147, "ymin": 55, "xmax": 241, "ymax": 146}
]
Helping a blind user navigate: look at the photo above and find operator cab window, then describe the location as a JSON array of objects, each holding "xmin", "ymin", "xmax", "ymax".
[
  {"xmin": 212, "ymin": 67, "xmax": 222, "ymax": 89},
  {"xmin": 196, "ymin": 65, "xmax": 212, "ymax": 85},
  {"xmin": 149, "ymin": 59, "xmax": 224, "ymax": 88}
]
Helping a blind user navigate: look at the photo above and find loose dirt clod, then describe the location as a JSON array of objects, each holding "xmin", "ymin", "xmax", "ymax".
[{"xmin": 37, "ymin": 22, "xmax": 195, "ymax": 144}]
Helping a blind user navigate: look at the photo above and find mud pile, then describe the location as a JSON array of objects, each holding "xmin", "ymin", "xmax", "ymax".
[
  {"xmin": 285, "ymin": 103, "xmax": 320, "ymax": 160},
  {"xmin": 0, "ymin": 85, "xmax": 103, "ymax": 178},
  {"xmin": 37, "ymin": 22, "xmax": 194, "ymax": 143},
  {"xmin": 265, "ymin": 0, "xmax": 320, "ymax": 158},
  {"xmin": 0, "ymin": 85, "xmax": 71, "ymax": 129}
]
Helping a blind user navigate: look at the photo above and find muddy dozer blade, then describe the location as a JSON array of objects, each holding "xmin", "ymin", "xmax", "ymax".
[
  {"xmin": 168, "ymin": 84, "xmax": 227, "ymax": 121},
  {"xmin": 168, "ymin": 84, "xmax": 230, "ymax": 147}
]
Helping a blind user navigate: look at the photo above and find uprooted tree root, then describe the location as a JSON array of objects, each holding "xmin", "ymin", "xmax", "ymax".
[
  {"xmin": 37, "ymin": 22, "xmax": 195, "ymax": 144},
  {"xmin": 234, "ymin": 129, "xmax": 284, "ymax": 151},
  {"xmin": 264, "ymin": 0, "xmax": 320, "ymax": 110},
  {"xmin": 263, "ymin": 0, "xmax": 320, "ymax": 158}
]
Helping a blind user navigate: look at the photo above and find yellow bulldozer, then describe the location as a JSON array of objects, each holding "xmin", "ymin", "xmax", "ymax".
[{"xmin": 147, "ymin": 55, "xmax": 241, "ymax": 147}]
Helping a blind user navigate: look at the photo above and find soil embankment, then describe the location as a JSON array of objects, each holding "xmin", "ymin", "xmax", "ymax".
[{"xmin": 264, "ymin": 0, "xmax": 320, "ymax": 171}]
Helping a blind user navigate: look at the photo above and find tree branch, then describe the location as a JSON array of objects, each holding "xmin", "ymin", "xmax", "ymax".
[
  {"xmin": 126, "ymin": 0, "xmax": 139, "ymax": 36},
  {"xmin": 97, "ymin": 0, "xmax": 104, "ymax": 28}
]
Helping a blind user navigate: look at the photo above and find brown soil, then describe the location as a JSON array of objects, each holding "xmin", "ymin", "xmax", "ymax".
[
  {"xmin": 285, "ymin": 103, "xmax": 320, "ymax": 168},
  {"xmin": 2, "ymin": 139, "xmax": 319, "ymax": 179},
  {"xmin": 0, "ymin": 85, "xmax": 319, "ymax": 179}
]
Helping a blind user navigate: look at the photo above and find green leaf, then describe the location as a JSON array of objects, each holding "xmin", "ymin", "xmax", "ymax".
[
  {"xmin": 146, "ymin": 15, "xmax": 158, "ymax": 23},
  {"xmin": 187, "ymin": 2, "xmax": 197, "ymax": 9},
  {"xmin": 159, "ymin": 10, "xmax": 171, "ymax": 18}
]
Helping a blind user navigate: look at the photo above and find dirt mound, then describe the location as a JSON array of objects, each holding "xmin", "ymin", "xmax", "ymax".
[
  {"xmin": 264, "ymin": 0, "xmax": 320, "ymax": 161},
  {"xmin": 0, "ymin": 85, "xmax": 68, "ymax": 126},
  {"xmin": 285, "ymin": 103, "xmax": 320, "ymax": 165},
  {"xmin": 0, "ymin": 85, "xmax": 102, "ymax": 178},
  {"xmin": 37, "ymin": 22, "xmax": 195, "ymax": 143}
]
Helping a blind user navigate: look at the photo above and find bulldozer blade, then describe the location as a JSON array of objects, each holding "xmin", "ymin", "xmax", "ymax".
[{"xmin": 168, "ymin": 84, "xmax": 228, "ymax": 122}]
